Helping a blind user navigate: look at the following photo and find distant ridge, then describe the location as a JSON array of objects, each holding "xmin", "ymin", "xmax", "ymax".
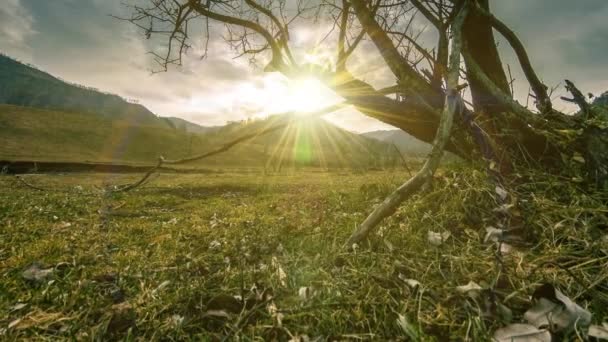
[
  {"xmin": 0, "ymin": 53, "xmax": 400, "ymax": 169},
  {"xmin": 362, "ymin": 129, "xmax": 431, "ymax": 156},
  {"xmin": 0, "ymin": 53, "xmax": 169, "ymax": 128}
]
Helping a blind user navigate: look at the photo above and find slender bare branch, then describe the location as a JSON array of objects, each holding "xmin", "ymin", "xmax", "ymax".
[
  {"xmin": 346, "ymin": 1, "xmax": 469, "ymax": 246},
  {"xmin": 470, "ymin": 2, "xmax": 552, "ymax": 114}
]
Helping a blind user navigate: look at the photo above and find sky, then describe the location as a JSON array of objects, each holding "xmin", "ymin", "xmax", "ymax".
[{"xmin": 1, "ymin": 0, "xmax": 606, "ymax": 132}]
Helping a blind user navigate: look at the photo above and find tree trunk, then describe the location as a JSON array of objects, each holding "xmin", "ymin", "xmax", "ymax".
[{"xmin": 462, "ymin": 0, "xmax": 511, "ymax": 115}]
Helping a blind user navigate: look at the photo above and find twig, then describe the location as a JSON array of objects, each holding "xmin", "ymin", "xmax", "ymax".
[
  {"xmin": 392, "ymin": 143, "xmax": 413, "ymax": 177},
  {"xmin": 111, "ymin": 103, "xmax": 348, "ymax": 193},
  {"xmin": 14, "ymin": 176, "xmax": 46, "ymax": 191},
  {"xmin": 345, "ymin": 2, "xmax": 469, "ymax": 247},
  {"xmin": 561, "ymin": 79, "xmax": 594, "ymax": 120}
]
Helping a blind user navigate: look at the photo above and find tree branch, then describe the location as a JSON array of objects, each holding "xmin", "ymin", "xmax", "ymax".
[
  {"xmin": 188, "ymin": 0, "xmax": 285, "ymax": 71},
  {"xmin": 346, "ymin": 1, "xmax": 469, "ymax": 246},
  {"xmin": 470, "ymin": 2, "xmax": 552, "ymax": 114}
]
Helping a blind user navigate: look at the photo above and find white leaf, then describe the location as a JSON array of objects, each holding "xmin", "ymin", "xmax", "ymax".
[
  {"xmin": 396, "ymin": 314, "xmax": 420, "ymax": 340},
  {"xmin": 456, "ymin": 281, "xmax": 483, "ymax": 294},
  {"xmin": 152, "ymin": 280, "xmax": 171, "ymax": 295},
  {"xmin": 484, "ymin": 227, "xmax": 503, "ymax": 243},
  {"xmin": 493, "ymin": 323, "xmax": 551, "ymax": 342},
  {"xmin": 427, "ymin": 231, "xmax": 450, "ymax": 246},
  {"xmin": 500, "ymin": 243, "xmax": 513, "ymax": 255},
  {"xmin": 524, "ymin": 287, "xmax": 591, "ymax": 332},
  {"xmin": 588, "ymin": 323, "xmax": 608, "ymax": 340},
  {"xmin": 493, "ymin": 204, "xmax": 514, "ymax": 215},
  {"xmin": 8, "ymin": 319, "xmax": 21, "ymax": 330},
  {"xmin": 271, "ymin": 256, "xmax": 287, "ymax": 287},
  {"xmin": 398, "ymin": 274, "xmax": 421, "ymax": 289},
  {"xmin": 170, "ymin": 314, "xmax": 184, "ymax": 327},
  {"xmin": 209, "ymin": 240, "xmax": 221, "ymax": 250},
  {"xmin": 22, "ymin": 263, "xmax": 54, "ymax": 282},
  {"xmin": 204, "ymin": 310, "xmax": 230, "ymax": 318},
  {"xmin": 298, "ymin": 287, "xmax": 314, "ymax": 301},
  {"xmin": 9, "ymin": 303, "xmax": 27, "ymax": 312},
  {"xmin": 495, "ymin": 186, "xmax": 508, "ymax": 201},
  {"xmin": 267, "ymin": 301, "xmax": 284, "ymax": 327}
]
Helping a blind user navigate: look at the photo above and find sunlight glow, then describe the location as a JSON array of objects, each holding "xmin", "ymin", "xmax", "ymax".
[{"xmin": 285, "ymin": 77, "xmax": 328, "ymax": 113}]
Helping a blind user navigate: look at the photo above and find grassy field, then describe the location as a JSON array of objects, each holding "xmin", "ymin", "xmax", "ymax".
[
  {"xmin": 0, "ymin": 105, "xmax": 397, "ymax": 171},
  {"xmin": 1, "ymin": 169, "xmax": 607, "ymax": 340}
]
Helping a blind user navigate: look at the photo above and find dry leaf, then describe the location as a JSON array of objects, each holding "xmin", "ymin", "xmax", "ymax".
[
  {"xmin": 427, "ymin": 231, "xmax": 450, "ymax": 246},
  {"xmin": 493, "ymin": 323, "xmax": 551, "ymax": 342},
  {"xmin": 397, "ymin": 273, "xmax": 421, "ymax": 289},
  {"xmin": 500, "ymin": 243, "xmax": 513, "ymax": 255},
  {"xmin": 267, "ymin": 301, "xmax": 284, "ymax": 327},
  {"xmin": 495, "ymin": 186, "xmax": 508, "ymax": 201},
  {"xmin": 22, "ymin": 263, "xmax": 54, "ymax": 282},
  {"xmin": 271, "ymin": 256, "xmax": 287, "ymax": 287},
  {"xmin": 298, "ymin": 287, "xmax": 314, "ymax": 301},
  {"xmin": 524, "ymin": 285, "xmax": 591, "ymax": 332},
  {"xmin": 588, "ymin": 323, "xmax": 608, "ymax": 340},
  {"xmin": 456, "ymin": 281, "xmax": 483, "ymax": 294},
  {"xmin": 484, "ymin": 227, "xmax": 503, "ymax": 243},
  {"xmin": 152, "ymin": 280, "xmax": 171, "ymax": 295},
  {"xmin": 9, "ymin": 303, "xmax": 28, "ymax": 312}
]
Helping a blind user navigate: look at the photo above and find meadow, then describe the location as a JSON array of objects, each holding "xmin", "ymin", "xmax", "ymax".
[{"xmin": 1, "ymin": 168, "xmax": 606, "ymax": 340}]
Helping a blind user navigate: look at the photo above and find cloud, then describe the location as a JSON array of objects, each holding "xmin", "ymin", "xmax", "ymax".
[
  {"xmin": 491, "ymin": 0, "xmax": 608, "ymax": 110},
  {"xmin": 4, "ymin": 0, "xmax": 607, "ymax": 131},
  {"xmin": 0, "ymin": 0, "xmax": 36, "ymax": 59}
]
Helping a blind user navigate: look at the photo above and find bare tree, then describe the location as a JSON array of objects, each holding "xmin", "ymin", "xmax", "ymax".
[{"xmin": 121, "ymin": 0, "xmax": 607, "ymax": 243}]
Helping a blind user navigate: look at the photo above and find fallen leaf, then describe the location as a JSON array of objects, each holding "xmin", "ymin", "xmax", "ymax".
[
  {"xmin": 298, "ymin": 287, "xmax": 314, "ymax": 301},
  {"xmin": 500, "ymin": 243, "xmax": 513, "ymax": 255},
  {"xmin": 427, "ymin": 231, "xmax": 450, "ymax": 246},
  {"xmin": 152, "ymin": 280, "xmax": 171, "ymax": 295},
  {"xmin": 495, "ymin": 186, "xmax": 508, "ymax": 201},
  {"xmin": 493, "ymin": 323, "xmax": 551, "ymax": 342},
  {"xmin": 493, "ymin": 204, "xmax": 514, "ymax": 215},
  {"xmin": 9, "ymin": 303, "xmax": 28, "ymax": 312},
  {"xmin": 524, "ymin": 285, "xmax": 591, "ymax": 332},
  {"xmin": 22, "ymin": 263, "xmax": 54, "ymax": 282},
  {"xmin": 169, "ymin": 314, "xmax": 184, "ymax": 327},
  {"xmin": 267, "ymin": 301, "xmax": 284, "ymax": 327},
  {"xmin": 203, "ymin": 310, "xmax": 231, "ymax": 319},
  {"xmin": 484, "ymin": 227, "xmax": 503, "ymax": 243},
  {"xmin": 396, "ymin": 314, "xmax": 421, "ymax": 340},
  {"xmin": 208, "ymin": 240, "xmax": 221, "ymax": 250},
  {"xmin": 8, "ymin": 319, "xmax": 21, "ymax": 330},
  {"xmin": 57, "ymin": 222, "xmax": 72, "ymax": 229},
  {"xmin": 588, "ymin": 323, "xmax": 608, "ymax": 340},
  {"xmin": 271, "ymin": 256, "xmax": 287, "ymax": 287},
  {"xmin": 398, "ymin": 274, "xmax": 421, "ymax": 289},
  {"xmin": 456, "ymin": 281, "xmax": 483, "ymax": 294}
]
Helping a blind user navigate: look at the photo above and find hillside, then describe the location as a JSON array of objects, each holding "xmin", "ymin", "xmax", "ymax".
[
  {"xmin": 0, "ymin": 105, "xmax": 398, "ymax": 169},
  {"xmin": 0, "ymin": 54, "xmax": 168, "ymax": 128},
  {"xmin": 363, "ymin": 129, "xmax": 431, "ymax": 156},
  {"xmin": 203, "ymin": 114, "xmax": 400, "ymax": 169},
  {"xmin": 0, "ymin": 54, "xmax": 400, "ymax": 170},
  {"xmin": 163, "ymin": 117, "xmax": 222, "ymax": 134}
]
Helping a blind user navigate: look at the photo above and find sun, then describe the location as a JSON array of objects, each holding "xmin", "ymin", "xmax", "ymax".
[{"xmin": 284, "ymin": 77, "xmax": 337, "ymax": 114}]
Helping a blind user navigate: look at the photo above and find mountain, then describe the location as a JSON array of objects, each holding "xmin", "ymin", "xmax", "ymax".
[
  {"xmin": 593, "ymin": 91, "xmax": 608, "ymax": 107},
  {"xmin": 0, "ymin": 53, "xmax": 400, "ymax": 169},
  {"xmin": 163, "ymin": 117, "xmax": 222, "ymax": 134},
  {"xmin": 0, "ymin": 105, "xmax": 398, "ymax": 169},
  {"xmin": 0, "ymin": 53, "xmax": 169, "ymax": 128},
  {"xmin": 363, "ymin": 129, "xmax": 431, "ymax": 156}
]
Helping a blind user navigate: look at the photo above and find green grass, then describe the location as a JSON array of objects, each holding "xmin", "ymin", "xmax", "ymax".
[
  {"xmin": 0, "ymin": 168, "xmax": 606, "ymax": 340},
  {"xmin": 0, "ymin": 105, "xmax": 400, "ymax": 171}
]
